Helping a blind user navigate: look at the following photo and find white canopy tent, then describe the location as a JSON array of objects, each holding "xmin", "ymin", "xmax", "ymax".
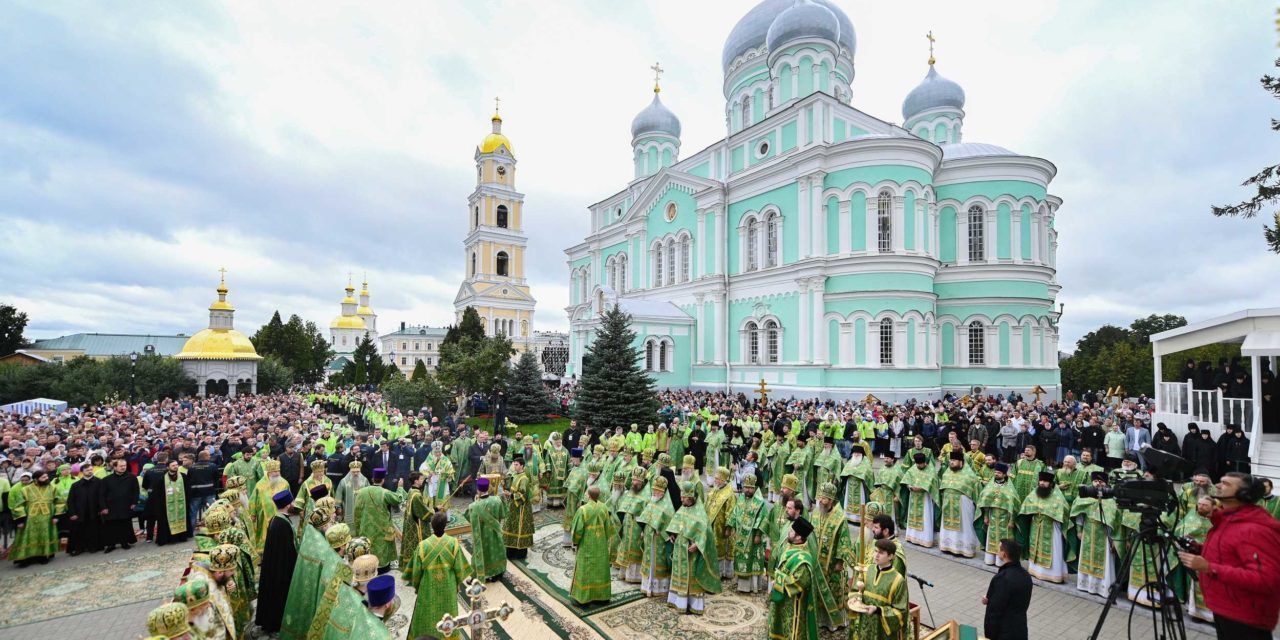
[{"xmin": 0, "ymin": 397, "xmax": 69, "ymax": 416}]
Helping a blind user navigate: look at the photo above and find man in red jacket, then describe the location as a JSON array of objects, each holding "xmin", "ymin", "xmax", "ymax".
[{"xmin": 1178, "ymin": 471, "xmax": 1280, "ymax": 639}]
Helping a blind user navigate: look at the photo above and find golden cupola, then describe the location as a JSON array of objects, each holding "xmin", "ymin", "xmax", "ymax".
[
  {"xmin": 331, "ymin": 280, "xmax": 367, "ymax": 330},
  {"xmin": 479, "ymin": 103, "xmax": 514, "ymax": 156},
  {"xmin": 176, "ymin": 273, "xmax": 262, "ymax": 361}
]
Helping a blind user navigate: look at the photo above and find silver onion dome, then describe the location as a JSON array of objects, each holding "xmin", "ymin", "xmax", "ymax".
[
  {"xmin": 722, "ymin": 0, "xmax": 855, "ymax": 73},
  {"xmin": 631, "ymin": 93, "xmax": 681, "ymax": 139},
  {"xmin": 902, "ymin": 65, "xmax": 966, "ymax": 121}
]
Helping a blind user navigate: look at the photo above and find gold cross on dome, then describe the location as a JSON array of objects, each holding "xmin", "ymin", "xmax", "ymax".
[
  {"xmin": 217, "ymin": 266, "xmax": 227, "ymax": 282},
  {"xmin": 927, "ymin": 31, "xmax": 936, "ymax": 65},
  {"xmin": 650, "ymin": 62, "xmax": 664, "ymax": 92}
]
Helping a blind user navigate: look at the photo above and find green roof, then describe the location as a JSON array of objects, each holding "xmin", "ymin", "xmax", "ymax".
[
  {"xmin": 327, "ymin": 356, "xmax": 353, "ymax": 371},
  {"xmin": 30, "ymin": 333, "xmax": 190, "ymax": 357}
]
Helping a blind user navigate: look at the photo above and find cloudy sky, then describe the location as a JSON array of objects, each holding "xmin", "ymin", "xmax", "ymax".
[{"xmin": 1, "ymin": 0, "xmax": 1276, "ymax": 350}]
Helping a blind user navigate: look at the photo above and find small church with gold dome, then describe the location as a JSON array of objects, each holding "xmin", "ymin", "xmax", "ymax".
[
  {"xmin": 175, "ymin": 271, "xmax": 262, "ymax": 396},
  {"xmin": 327, "ymin": 276, "xmax": 378, "ymax": 375},
  {"xmin": 454, "ymin": 102, "xmax": 538, "ymax": 352}
]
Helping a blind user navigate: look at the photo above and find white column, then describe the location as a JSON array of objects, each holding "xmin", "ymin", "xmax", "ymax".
[
  {"xmin": 1251, "ymin": 356, "xmax": 1263, "ymax": 448},
  {"xmin": 799, "ymin": 176, "xmax": 811, "ymax": 259},
  {"xmin": 228, "ymin": 382, "xmax": 237, "ymax": 398},
  {"xmin": 1047, "ymin": 330, "xmax": 1059, "ymax": 368},
  {"xmin": 867, "ymin": 321, "xmax": 881, "ymax": 368},
  {"xmin": 796, "ymin": 104, "xmax": 807, "ymax": 145},
  {"xmin": 914, "ymin": 201, "xmax": 924, "ymax": 254},
  {"xmin": 1030, "ymin": 213, "xmax": 1041, "ymax": 264},
  {"xmin": 714, "ymin": 296, "xmax": 726, "ymax": 363},
  {"xmin": 1153, "ymin": 351, "xmax": 1163, "ymax": 413},
  {"xmin": 1030, "ymin": 327, "xmax": 1042, "ymax": 367},
  {"xmin": 931, "ymin": 204, "xmax": 940, "ymax": 259},
  {"xmin": 893, "ymin": 321, "xmax": 907, "ymax": 368},
  {"xmin": 839, "ymin": 201, "xmax": 851, "ymax": 253},
  {"xmin": 839, "ymin": 324, "xmax": 852, "ymax": 366},
  {"xmin": 892, "ymin": 196, "xmax": 905, "ymax": 252},
  {"xmin": 810, "ymin": 174, "xmax": 826, "ymax": 257},
  {"xmin": 694, "ymin": 294, "xmax": 705, "ymax": 364},
  {"xmin": 695, "ymin": 211, "xmax": 706, "ymax": 278},
  {"xmin": 865, "ymin": 197, "xmax": 879, "ymax": 256},
  {"xmin": 638, "ymin": 231, "xmax": 648, "ymax": 288},
  {"xmin": 1012, "ymin": 325, "xmax": 1024, "ymax": 366},
  {"xmin": 914, "ymin": 322, "xmax": 925, "ymax": 367},
  {"xmin": 956, "ymin": 212, "xmax": 968, "ymax": 265},
  {"xmin": 813, "ymin": 279, "xmax": 827, "ymax": 365},
  {"xmin": 716, "ymin": 208, "xmax": 726, "ymax": 274},
  {"xmin": 798, "ymin": 281, "xmax": 811, "ymax": 363},
  {"xmin": 986, "ymin": 325, "xmax": 999, "ymax": 368},
  {"xmin": 1011, "ymin": 210, "xmax": 1022, "ymax": 263},
  {"xmin": 985, "ymin": 210, "xmax": 997, "ymax": 263},
  {"xmin": 958, "ymin": 328, "xmax": 969, "ymax": 368}
]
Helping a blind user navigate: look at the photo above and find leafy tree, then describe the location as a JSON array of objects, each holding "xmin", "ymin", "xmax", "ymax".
[
  {"xmin": 382, "ymin": 373, "xmax": 449, "ymax": 418},
  {"xmin": 572, "ymin": 305, "xmax": 659, "ymax": 429},
  {"xmin": 437, "ymin": 334, "xmax": 513, "ymax": 405},
  {"xmin": 442, "ymin": 307, "xmax": 487, "ymax": 354},
  {"xmin": 251, "ymin": 312, "xmax": 287, "ymax": 357},
  {"xmin": 1128, "ymin": 314, "xmax": 1187, "ymax": 345},
  {"xmin": 251, "ymin": 312, "xmax": 332, "ymax": 384},
  {"xmin": 505, "ymin": 351, "xmax": 553, "ymax": 424},
  {"xmin": 410, "ymin": 359, "xmax": 429, "ymax": 382},
  {"xmin": 0, "ymin": 303, "xmax": 30, "ymax": 357},
  {"xmin": 1212, "ymin": 58, "xmax": 1280, "ymax": 253},
  {"xmin": 1073, "ymin": 325, "xmax": 1132, "ymax": 359},
  {"xmin": 256, "ymin": 356, "xmax": 294, "ymax": 394}
]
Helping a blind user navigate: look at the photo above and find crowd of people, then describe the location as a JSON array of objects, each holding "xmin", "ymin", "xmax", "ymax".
[{"xmin": 1, "ymin": 385, "xmax": 1278, "ymax": 639}]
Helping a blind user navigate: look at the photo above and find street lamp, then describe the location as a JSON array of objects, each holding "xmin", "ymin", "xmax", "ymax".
[{"xmin": 129, "ymin": 351, "xmax": 139, "ymax": 402}]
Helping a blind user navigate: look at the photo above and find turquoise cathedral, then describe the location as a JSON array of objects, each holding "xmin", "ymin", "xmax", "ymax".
[{"xmin": 565, "ymin": 0, "xmax": 1063, "ymax": 401}]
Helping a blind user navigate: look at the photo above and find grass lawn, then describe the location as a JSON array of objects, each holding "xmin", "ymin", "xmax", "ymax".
[{"xmin": 464, "ymin": 415, "xmax": 571, "ymax": 441}]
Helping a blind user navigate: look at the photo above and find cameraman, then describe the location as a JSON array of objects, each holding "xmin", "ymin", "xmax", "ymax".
[{"xmin": 1177, "ymin": 472, "xmax": 1280, "ymax": 638}]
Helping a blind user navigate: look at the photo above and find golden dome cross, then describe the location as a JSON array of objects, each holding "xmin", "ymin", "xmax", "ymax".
[
  {"xmin": 494, "ymin": 96, "xmax": 501, "ymax": 114},
  {"xmin": 217, "ymin": 266, "xmax": 227, "ymax": 283},
  {"xmin": 650, "ymin": 62, "xmax": 664, "ymax": 93},
  {"xmin": 927, "ymin": 31, "xmax": 936, "ymax": 65}
]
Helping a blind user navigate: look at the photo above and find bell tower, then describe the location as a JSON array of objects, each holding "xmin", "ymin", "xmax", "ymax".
[{"xmin": 455, "ymin": 100, "xmax": 537, "ymax": 349}]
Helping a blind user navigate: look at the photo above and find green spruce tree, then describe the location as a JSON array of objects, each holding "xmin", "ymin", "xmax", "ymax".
[
  {"xmin": 410, "ymin": 359, "xmax": 429, "ymax": 382},
  {"xmin": 572, "ymin": 304, "xmax": 659, "ymax": 430},
  {"xmin": 505, "ymin": 350, "xmax": 553, "ymax": 424}
]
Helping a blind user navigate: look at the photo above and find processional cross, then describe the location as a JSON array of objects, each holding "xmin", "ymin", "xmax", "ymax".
[
  {"xmin": 436, "ymin": 577, "xmax": 513, "ymax": 640},
  {"xmin": 755, "ymin": 378, "xmax": 771, "ymax": 405}
]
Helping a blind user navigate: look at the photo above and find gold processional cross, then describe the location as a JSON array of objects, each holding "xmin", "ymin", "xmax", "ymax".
[
  {"xmin": 436, "ymin": 577, "xmax": 513, "ymax": 640},
  {"xmin": 755, "ymin": 378, "xmax": 771, "ymax": 405}
]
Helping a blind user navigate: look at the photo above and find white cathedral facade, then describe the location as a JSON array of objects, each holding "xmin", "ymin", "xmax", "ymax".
[{"xmin": 565, "ymin": 0, "xmax": 1063, "ymax": 401}]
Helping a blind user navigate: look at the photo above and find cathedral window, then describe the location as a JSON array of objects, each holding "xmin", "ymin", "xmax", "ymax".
[
  {"xmin": 665, "ymin": 239, "xmax": 676, "ymax": 285},
  {"xmin": 764, "ymin": 319, "xmax": 780, "ymax": 364},
  {"xmin": 878, "ymin": 191, "xmax": 893, "ymax": 252},
  {"xmin": 471, "ymin": 252, "xmax": 477, "ymax": 276},
  {"xmin": 645, "ymin": 339, "xmax": 655, "ymax": 371},
  {"xmin": 746, "ymin": 218, "xmax": 759, "ymax": 271},
  {"xmin": 474, "ymin": 206, "xmax": 479, "ymax": 228},
  {"xmin": 679, "ymin": 236, "xmax": 691, "ymax": 282},
  {"xmin": 765, "ymin": 211, "xmax": 779, "ymax": 267},
  {"xmin": 968, "ymin": 321, "xmax": 985, "ymax": 366},
  {"xmin": 741, "ymin": 96, "xmax": 752, "ymax": 130},
  {"xmin": 654, "ymin": 246, "xmax": 664, "ymax": 287},
  {"xmin": 968, "ymin": 205, "xmax": 985, "ymax": 262},
  {"xmin": 496, "ymin": 205, "xmax": 509, "ymax": 229},
  {"xmin": 617, "ymin": 255, "xmax": 627, "ymax": 293},
  {"xmin": 496, "ymin": 251, "xmax": 509, "ymax": 276},
  {"xmin": 879, "ymin": 318, "xmax": 894, "ymax": 366},
  {"xmin": 658, "ymin": 340, "xmax": 668, "ymax": 372}
]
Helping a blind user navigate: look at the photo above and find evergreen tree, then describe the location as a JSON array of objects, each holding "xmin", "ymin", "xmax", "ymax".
[
  {"xmin": 441, "ymin": 307, "xmax": 487, "ymax": 370},
  {"xmin": 0, "ymin": 303, "xmax": 30, "ymax": 357},
  {"xmin": 1213, "ymin": 57, "xmax": 1280, "ymax": 253},
  {"xmin": 572, "ymin": 305, "xmax": 659, "ymax": 429},
  {"xmin": 506, "ymin": 351, "xmax": 553, "ymax": 424},
  {"xmin": 251, "ymin": 311, "xmax": 287, "ymax": 357},
  {"xmin": 250, "ymin": 311, "xmax": 332, "ymax": 384},
  {"xmin": 437, "ymin": 333, "xmax": 513, "ymax": 402},
  {"xmin": 410, "ymin": 359, "xmax": 429, "ymax": 382}
]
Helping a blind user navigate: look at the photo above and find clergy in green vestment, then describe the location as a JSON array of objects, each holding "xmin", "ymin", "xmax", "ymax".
[
  {"xmin": 203, "ymin": 506, "xmax": 256, "ymax": 635},
  {"xmin": 1055, "ymin": 456, "xmax": 1090, "ymax": 504},
  {"xmin": 904, "ymin": 436, "xmax": 935, "ymax": 470},
  {"xmin": 544, "ymin": 433, "xmax": 570, "ymax": 507},
  {"xmin": 1178, "ymin": 470, "xmax": 1215, "ymax": 514},
  {"xmin": 404, "ymin": 512, "xmax": 472, "ymax": 640},
  {"xmin": 813, "ymin": 482, "xmax": 852, "ymax": 631},
  {"xmin": 766, "ymin": 517, "xmax": 820, "ymax": 640},
  {"xmin": 706, "ymin": 422, "xmax": 727, "ymax": 472},
  {"xmin": 666, "ymin": 481, "xmax": 722, "ymax": 615},
  {"xmin": 786, "ymin": 434, "xmax": 816, "ymax": 506},
  {"xmin": 1261, "ymin": 478, "xmax": 1280, "ymax": 520},
  {"xmin": 223, "ymin": 451, "xmax": 258, "ymax": 497},
  {"xmin": 938, "ymin": 451, "xmax": 983, "ymax": 558},
  {"xmin": 728, "ymin": 474, "xmax": 769, "ymax": 593},
  {"xmin": 1070, "ymin": 471, "xmax": 1120, "ymax": 597},
  {"xmin": 399, "ymin": 472, "xmax": 433, "ymax": 570},
  {"xmin": 9, "ymin": 471, "xmax": 60, "ymax": 566},
  {"xmin": 1018, "ymin": 470, "xmax": 1074, "ymax": 583},
  {"xmin": 354, "ymin": 468, "xmax": 406, "ymax": 570},
  {"xmin": 570, "ymin": 487, "xmax": 618, "ymax": 604},
  {"xmin": 466, "ymin": 477, "xmax": 508, "ymax": 580},
  {"xmin": 638, "ymin": 475, "xmax": 676, "ymax": 597},
  {"xmin": 766, "ymin": 474, "xmax": 802, "ymax": 569},
  {"xmin": 849, "ymin": 539, "xmax": 911, "ymax": 640},
  {"xmin": 676, "ymin": 455, "xmax": 705, "ymax": 503},
  {"xmin": 705, "ymin": 467, "xmax": 738, "ymax": 579},
  {"xmin": 813, "ymin": 437, "xmax": 843, "ymax": 501},
  {"xmin": 1076, "ymin": 450, "xmax": 1104, "ymax": 485},
  {"xmin": 615, "ymin": 467, "xmax": 650, "ymax": 582},
  {"xmin": 502, "ymin": 455, "xmax": 534, "ymax": 559},
  {"xmin": 562, "ymin": 449, "xmax": 587, "ymax": 546},
  {"xmin": 1011, "ymin": 446, "xmax": 1045, "ymax": 499},
  {"xmin": 420, "ymin": 441, "xmax": 455, "ymax": 507},
  {"xmin": 900, "ymin": 453, "xmax": 941, "ymax": 548},
  {"xmin": 770, "ymin": 439, "xmax": 793, "ymax": 502},
  {"xmin": 1120, "ymin": 506, "xmax": 1175, "ymax": 607},
  {"xmin": 279, "ymin": 505, "xmax": 341, "ymax": 640},
  {"xmin": 841, "ymin": 448, "xmax": 874, "ymax": 524},
  {"xmin": 449, "ymin": 430, "xmax": 473, "ymax": 485},
  {"xmin": 334, "ymin": 462, "xmax": 368, "ymax": 527},
  {"xmin": 977, "ymin": 462, "xmax": 1024, "ymax": 567},
  {"xmin": 1170, "ymin": 496, "xmax": 1214, "ymax": 622},
  {"xmin": 249, "ymin": 460, "xmax": 291, "ymax": 558},
  {"xmin": 869, "ymin": 453, "xmax": 904, "ymax": 525},
  {"xmin": 311, "ymin": 581, "xmax": 391, "ymax": 640},
  {"xmin": 294, "ymin": 460, "xmax": 333, "ymax": 523}
]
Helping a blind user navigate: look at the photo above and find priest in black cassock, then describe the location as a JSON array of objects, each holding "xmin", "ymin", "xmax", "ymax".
[
  {"xmin": 99, "ymin": 459, "xmax": 139, "ymax": 552},
  {"xmin": 688, "ymin": 421, "xmax": 708, "ymax": 472},
  {"xmin": 254, "ymin": 488, "xmax": 298, "ymax": 634},
  {"xmin": 65, "ymin": 464, "xmax": 102, "ymax": 555}
]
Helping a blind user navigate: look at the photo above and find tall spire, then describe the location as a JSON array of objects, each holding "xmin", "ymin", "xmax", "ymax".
[{"xmin": 927, "ymin": 30, "xmax": 936, "ymax": 66}]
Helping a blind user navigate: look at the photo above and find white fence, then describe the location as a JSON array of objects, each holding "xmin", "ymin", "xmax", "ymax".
[{"xmin": 1157, "ymin": 380, "xmax": 1254, "ymax": 435}]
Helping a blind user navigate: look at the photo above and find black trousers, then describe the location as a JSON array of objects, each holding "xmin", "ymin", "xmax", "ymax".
[{"xmin": 1213, "ymin": 614, "xmax": 1271, "ymax": 640}]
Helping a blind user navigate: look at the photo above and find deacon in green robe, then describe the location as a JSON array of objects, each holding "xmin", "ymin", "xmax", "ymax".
[
  {"xmin": 770, "ymin": 439, "xmax": 794, "ymax": 502},
  {"xmin": 976, "ymin": 463, "xmax": 1023, "ymax": 566},
  {"xmin": 294, "ymin": 460, "xmax": 333, "ymax": 523},
  {"xmin": 465, "ymin": 477, "xmax": 508, "ymax": 581},
  {"xmin": 666, "ymin": 481, "xmax": 722, "ymax": 614},
  {"xmin": 900, "ymin": 454, "xmax": 941, "ymax": 548},
  {"xmin": 354, "ymin": 471, "xmax": 406, "ymax": 570},
  {"xmin": 248, "ymin": 461, "xmax": 291, "ymax": 558},
  {"xmin": 639, "ymin": 475, "xmax": 676, "ymax": 597},
  {"xmin": 502, "ymin": 456, "xmax": 534, "ymax": 559},
  {"xmin": 570, "ymin": 487, "xmax": 618, "ymax": 604},
  {"xmin": 404, "ymin": 512, "xmax": 472, "ymax": 640},
  {"xmin": 223, "ymin": 451, "xmax": 257, "ymax": 497},
  {"xmin": 786, "ymin": 434, "xmax": 816, "ymax": 506},
  {"xmin": 813, "ymin": 483, "xmax": 852, "ymax": 631},
  {"xmin": 1121, "ymin": 508, "xmax": 1174, "ymax": 607},
  {"xmin": 766, "ymin": 475, "xmax": 802, "ymax": 569},
  {"xmin": 869, "ymin": 454, "xmax": 904, "ymax": 524},
  {"xmin": 10, "ymin": 472, "xmax": 60, "ymax": 566},
  {"xmin": 419, "ymin": 442, "xmax": 455, "ymax": 507},
  {"xmin": 706, "ymin": 423, "xmax": 727, "ymax": 472},
  {"xmin": 1011, "ymin": 446, "xmax": 1045, "ymax": 499},
  {"xmin": 728, "ymin": 474, "xmax": 769, "ymax": 593},
  {"xmin": 705, "ymin": 467, "xmax": 738, "ymax": 579},
  {"xmin": 766, "ymin": 517, "xmax": 820, "ymax": 640},
  {"xmin": 311, "ymin": 581, "xmax": 391, "ymax": 640},
  {"xmin": 398, "ymin": 474, "xmax": 433, "ymax": 570},
  {"xmin": 561, "ymin": 449, "xmax": 587, "ymax": 546},
  {"xmin": 850, "ymin": 539, "xmax": 911, "ymax": 640},
  {"xmin": 1170, "ymin": 496, "xmax": 1213, "ymax": 622},
  {"xmin": 1178, "ymin": 471, "xmax": 1215, "ymax": 514},
  {"xmin": 279, "ymin": 506, "xmax": 341, "ymax": 640},
  {"xmin": 904, "ymin": 436, "xmax": 935, "ymax": 470},
  {"xmin": 841, "ymin": 449, "xmax": 874, "ymax": 524},
  {"xmin": 1054, "ymin": 456, "xmax": 1089, "ymax": 504},
  {"xmin": 334, "ymin": 463, "xmax": 368, "ymax": 528},
  {"xmin": 448, "ymin": 430, "xmax": 474, "ymax": 486},
  {"xmin": 1018, "ymin": 470, "xmax": 1074, "ymax": 583},
  {"xmin": 938, "ymin": 451, "xmax": 983, "ymax": 558},
  {"xmin": 812, "ymin": 438, "xmax": 843, "ymax": 501},
  {"xmin": 614, "ymin": 468, "xmax": 650, "ymax": 582},
  {"xmin": 1070, "ymin": 471, "xmax": 1120, "ymax": 597},
  {"xmin": 544, "ymin": 434, "xmax": 570, "ymax": 506}
]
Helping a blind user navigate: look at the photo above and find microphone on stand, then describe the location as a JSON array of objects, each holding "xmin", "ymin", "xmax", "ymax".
[{"xmin": 907, "ymin": 572, "xmax": 934, "ymax": 588}]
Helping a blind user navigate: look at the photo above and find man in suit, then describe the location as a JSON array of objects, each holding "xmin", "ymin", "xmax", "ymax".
[
  {"xmin": 982, "ymin": 538, "xmax": 1032, "ymax": 640},
  {"xmin": 369, "ymin": 441, "xmax": 396, "ymax": 481},
  {"xmin": 1125, "ymin": 419, "xmax": 1151, "ymax": 469}
]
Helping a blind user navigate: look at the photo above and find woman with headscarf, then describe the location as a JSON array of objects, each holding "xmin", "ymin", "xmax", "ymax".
[{"xmin": 1183, "ymin": 429, "xmax": 1218, "ymax": 481}]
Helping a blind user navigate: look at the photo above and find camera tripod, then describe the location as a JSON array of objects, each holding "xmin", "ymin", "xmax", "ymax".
[{"xmin": 1087, "ymin": 507, "xmax": 1187, "ymax": 640}]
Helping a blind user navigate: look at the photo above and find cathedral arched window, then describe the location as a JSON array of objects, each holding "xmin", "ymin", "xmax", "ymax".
[
  {"xmin": 765, "ymin": 211, "xmax": 779, "ymax": 267},
  {"xmin": 879, "ymin": 318, "xmax": 894, "ymax": 366},
  {"xmin": 878, "ymin": 190, "xmax": 893, "ymax": 252},
  {"xmin": 968, "ymin": 205, "xmax": 986, "ymax": 262},
  {"xmin": 654, "ymin": 246, "xmax": 664, "ymax": 287},
  {"xmin": 741, "ymin": 96, "xmax": 752, "ymax": 130},
  {"xmin": 746, "ymin": 218, "xmax": 759, "ymax": 271},
  {"xmin": 470, "ymin": 252, "xmax": 477, "ymax": 276},
  {"xmin": 745, "ymin": 321, "xmax": 760, "ymax": 364},
  {"xmin": 496, "ymin": 251, "xmax": 509, "ymax": 277},
  {"xmin": 679, "ymin": 236, "xmax": 691, "ymax": 283},
  {"xmin": 645, "ymin": 339, "xmax": 655, "ymax": 371},
  {"xmin": 765, "ymin": 319, "xmax": 780, "ymax": 364},
  {"xmin": 617, "ymin": 255, "xmax": 627, "ymax": 293},
  {"xmin": 496, "ymin": 205, "xmax": 509, "ymax": 229},
  {"xmin": 658, "ymin": 340, "xmax": 668, "ymax": 372},
  {"xmin": 665, "ymin": 239, "xmax": 676, "ymax": 285},
  {"xmin": 474, "ymin": 206, "xmax": 479, "ymax": 228},
  {"xmin": 968, "ymin": 321, "xmax": 986, "ymax": 366}
]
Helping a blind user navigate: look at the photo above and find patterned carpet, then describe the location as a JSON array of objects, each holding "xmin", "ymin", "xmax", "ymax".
[
  {"xmin": 507, "ymin": 523, "xmax": 645, "ymax": 617},
  {"xmin": 0, "ymin": 546, "xmax": 192, "ymax": 627}
]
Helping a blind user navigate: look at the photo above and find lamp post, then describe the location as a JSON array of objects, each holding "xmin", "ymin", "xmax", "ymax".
[{"xmin": 129, "ymin": 351, "xmax": 139, "ymax": 402}]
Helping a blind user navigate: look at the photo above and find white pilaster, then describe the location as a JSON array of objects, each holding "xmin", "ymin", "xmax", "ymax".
[
  {"xmin": 958, "ymin": 328, "xmax": 969, "ymax": 367},
  {"xmin": 798, "ymin": 282, "xmax": 811, "ymax": 363},
  {"xmin": 867, "ymin": 321, "xmax": 881, "ymax": 369},
  {"xmin": 986, "ymin": 325, "xmax": 999, "ymax": 368},
  {"xmin": 839, "ymin": 323, "xmax": 852, "ymax": 366},
  {"xmin": 1012, "ymin": 325, "xmax": 1024, "ymax": 366},
  {"xmin": 893, "ymin": 321, "xmax": 907, "ymax": 368},
  {"xmin": 799, "ymin": 176, "xmax": 811, "ymax": 259},
  {"xmin": 694, "ymin": 293, "xmax": 705, "ymax": 364},
  {"xmin": 695, "ymin": 210, "xmax": 706, "ymax": 278},
  {"xmin": 985, "ymin": 210, "xmax": 997, "ymax": 263},
  {"xmin": 892, "ymin": 196, "xmax": 905, "ymax": 252},
  {"xmin": 812, "ymin": 278, "xmax": 827, "ymax": 365},
  {"xmin": 839, "ymin": 201, "xmax": 851, "ymax": 253},
  {"xmin": 810, "ymin": 173, "xmax": 826, "ymax": 257},
  {"xmin": 1010, "ymin": 210, "xmax": 1022, "ymax": 263},
  {"xmin": 956, "ymin": 212, "xmax": 968, "ymax": 265},
  {"xmin": 714, "ymin": 208, "xmax": 725, "ymax": 275},
  {"xmin": 1030, "ymin": 213, "xmax": 1041, "ymax": 264},
  {"xmin": 865, "ymin": 196, "xmax": 879, "ymax": 256},
  {"xmin": 713, "ymin": 296, "xmax": 726, "ymax": 364},
  {"xmin": 913, "ymin": 200, "xmax": 923, "ymax": 254}
]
